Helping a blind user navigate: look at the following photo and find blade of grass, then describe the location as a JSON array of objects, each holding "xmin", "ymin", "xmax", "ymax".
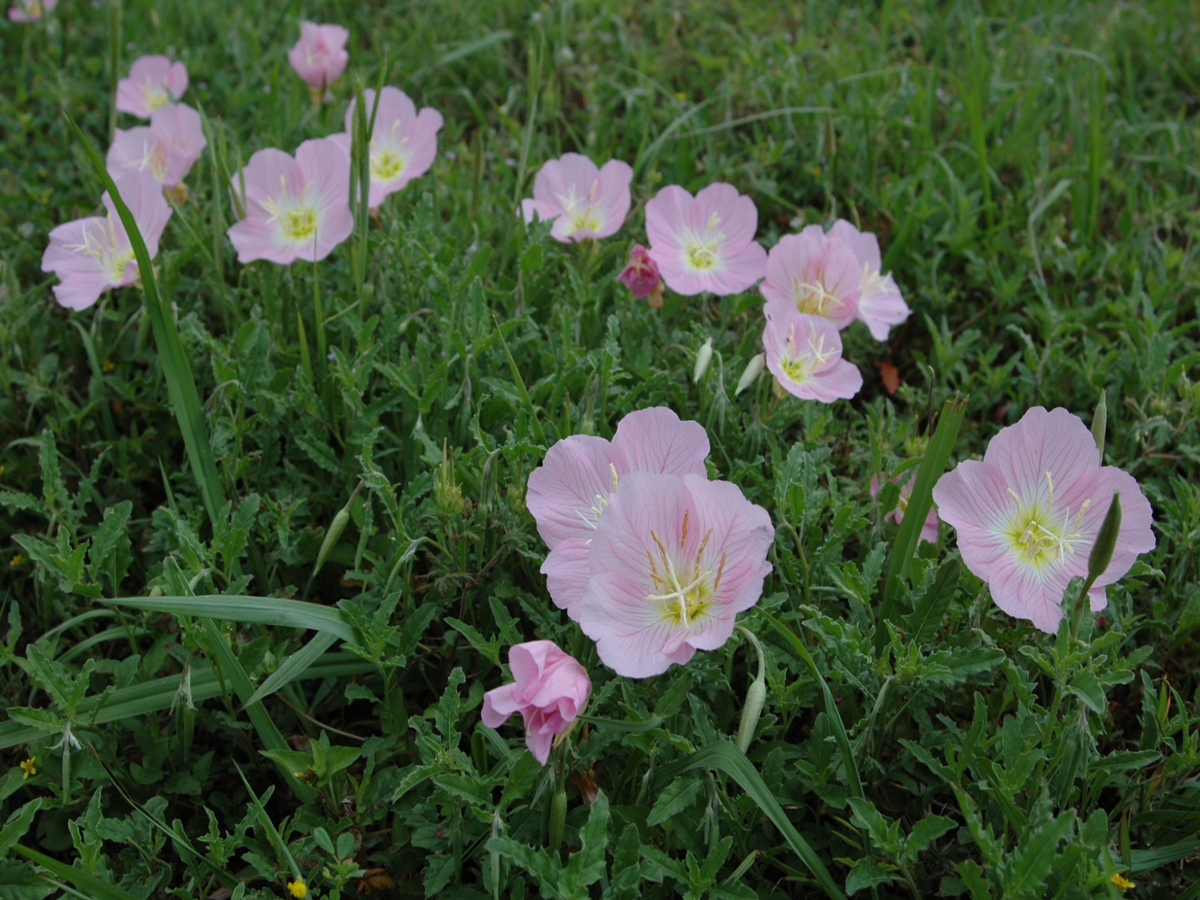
[
  {"xmin": 108, "ymin": 594, "xmax": 360, "ymax": 642},
  {"xmin": 245, "ymin": 630, "xmax": 339, "ymax": 707},
  {"xmin": 63, "ymin": 112, "xmax": 226, "ymax": 526},
  {"xmin": 492, "ymin": 315, "xmax": 546, "ymax": 445},
  {"xmin": 879, "ymin": 395, "xmax": 968, "ymax": 631},
  {"xmin": 16, "ymin": 844, "xmax": 144, "ymax": 900},
  {"xmin": 232, "ymin": 761, "xmax": 302, "ymax": 879}
]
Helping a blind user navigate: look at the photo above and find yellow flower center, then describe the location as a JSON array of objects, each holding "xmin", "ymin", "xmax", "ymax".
[
  {"xmin": 69, "ymin": 218, "xmax": 136, "ymax": 285},
  {"xmin": 645, "ymin": 510, "xmax": 726, "ymax": 627},
  {"xmin": 791, "ymin": 271, "xmax": 844, "ymax": 317},
  {"xmin": 141, "ymin": 82, "xmax": 169, "ymax": 112},
  {"xmin": 682, "ymin": 212, "xmax": 725, "ymax": 272},
  {"xmin": 1003, "ymin": 472, "xmax": 1090, "ymax": 567},
  {"xmin": 262, "ymin": 176, "xmax": 320, "ymax": 245},
  {"xmin": 778, "ymin": 321, "xmax": 835, "ymax": 385},
  {"xmin": 370, "ymin": 145, "xmax": 406, "ymax": 182},
  {"xmin": 555, "ymin": 182, "xmax": 604, "ymax": 236}
]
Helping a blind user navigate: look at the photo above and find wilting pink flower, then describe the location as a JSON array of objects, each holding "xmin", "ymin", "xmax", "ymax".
[
  {"xmin": 644, "ymin": 183, "xmax": 766, "ymax": 296},
  {"xmin": 617, "ymin": 244, "xmax": 663, "ymax": 305},
  {"xmin": 871, "ymin": 472, "xmax": 938, "ymax": 545},
  {"xmin": 762, "ymin": 299, "xmax": 862, "ymax": 402},
  {"xmin": 527, "ymin": 407, "xmax": 710, "ymax": 617},
  {"xmin": 116, "ymin": 56, "xmax": 189, "ymax": 119},
  {"xmin": 933, "ymin": 407, "xmax": 1155, "ymax": 634},
  {"xmin": 481, "ymin": 641, "xmax": 591, "ymax": 764},
  {"xmin": 828, "ymin": 220, "xmax": 910, "ymax": 341},
  {"xmin": 760, "ymin": 227, "xmax": 862, "ymax": 330},
  {"xmin": 333, "ymin": 87, "xmax": 443, "ymax": 208},
  {"xmin": 41, "ymin": 171, "xmax": 172, "ymax": 311},
  {"xmin": 288, "ymin": 21, "xmax": 349, "ymax": 91},
  {"xmin": 8, "ymin": 0, "xmax": 55, "ymax": 23},
  {"xmin": 107, "ymin": 103, "xmax": 206, "ymax": 190},
  {"xmin": 521, "ymin": 153, "xmax": 633, "ymax": 243},
  {"xmin": 577, "ymin": 473, "xmax": 774, "ymax": 678},
  {"xmin": 227, "ymin": 137, "xmax": 353, "ymax": 265}
]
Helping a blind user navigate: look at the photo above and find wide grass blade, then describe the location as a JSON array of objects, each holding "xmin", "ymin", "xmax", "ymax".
[
  {"xmin": 246, "ymin": 630, "xmax": 339, "ymax": 707},
  {"xmin": 16, "ymin": 844, "xmax": 144, "ymax": 900},
  {"xmin": 675, "ymin": 743, "xmax": 847, "ymax": 900},
  {"xmin": 879, "ymin": 395, "xmax": 968, "ymax": 622},
  {"xmin": 109, "ymin": 595, "xmax": 360, "ymax": 642},
  {"xmin": 63, "ymin": 112, "xmax": 226, "ymax": 525}
]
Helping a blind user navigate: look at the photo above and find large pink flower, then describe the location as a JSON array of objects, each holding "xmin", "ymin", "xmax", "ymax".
[
  {"xmin": 527, "ymin": 407, "xmax": 710, "ymax": 616},
  {"xmin": 521, "ymin": 153, "xmax": 633, "ymax": 243},
  {"xmin": 41, "ymin": 172, "xmax": 172, "ymax": 311},
  {"xmin": 334, "ymin": 87, "xmax": 443, "ymax": 208},
  {"xmin": 577, "ymin": 473, "xmax": 774, "ymax": 678},
  {"xmin": 481, "ymin": 641, "xmax": 591, "ymax": 764},
  {"xmin": 116, "ymin": 56, "xmax": 189, "ymax": 119},
  {"xmin": 760, "ymin": 227, "xmax": 862, "ymax": 330},
  {"xmin": 227, "ymin": 138, "xmax": 353, "ymax": 265},
  {"xmin": 933, "ymin": 407, "xmax": 1155, "ymax": 634},
  {"xmin": 762, "ymin": 300, "xmax": 862, "ymax": 402},
  {"xmin": 107, "ymin": 103, "xmax": 206, "ymax": 190},
  {"xmin": 828, "ymin": 220, "xmax": 910, "ymax": 341},
  {"xmin": 288, "ymin": 21, "xmax": 349, "ymax": 90},
  {"xmin": 871, "ymin": 472, "xmax": 938, "ymax": 545},
  {"xmin": 644, "ymin": 183, "xmax": 766, "ymax": 296}
]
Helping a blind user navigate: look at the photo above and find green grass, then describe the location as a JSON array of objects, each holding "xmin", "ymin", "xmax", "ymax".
[{"xmin": 1, "ymin": 0, "xmax": 1199, "ymax": 898}]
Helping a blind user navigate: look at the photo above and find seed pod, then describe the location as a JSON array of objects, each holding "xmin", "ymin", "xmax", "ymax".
[
  {"xmin": 693, "ymin": 338, "xmax": 714, "ymax": 383},
  {"xmin": 736, "ymin": 675, "xmax": 767, "ymax": 755},
  {"xmin": 735, "ymin": 353, "xmax": 765, "ymax": 396}
]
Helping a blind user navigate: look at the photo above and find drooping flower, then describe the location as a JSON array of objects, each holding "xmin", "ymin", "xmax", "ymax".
[
  {"xmin": 106, "ymin": 103, "xmax": 207, "ymax": 190},
  {"xmin": 760, "ymin": 227, "xmax": 862, "ymax": 330},
  {"xmin": 828, "ymin": 219, "xmax": 910, "ymax": 341},
  {"xmin": 116, "ymin": 55, "xmax": 189, "ymax": 119},
  {"xmin": 334, "ymin": 87, "xmax": 443, "ymax": 208},
  {"xmin": 227, "ymin": 137, "xmax": 353, "ymax": 265},
  {"xmin": 616, "ymin": 244, "xmax": 663, "ymax": 307},
  {"xmin": 521, "ymin": 153, "xmax": 633, "ymax": 243},
  {"xmin": 871, "ymin": 472, "xmax": 938, "ymax": 545},
  {"xmin": 577, "ymin": 473, "xmax": 774, "ymax": 678},
  {"xmin": 8, "ymin": 0, "xmax": 56, "ymax": 23},
  {"xmin": 762, "ymin": 299, "xmax": 862, "ymax": 402},
  {"xmin": 41, "ymin": 171, "xmax": 173, "ymax": 311},
  {"xmin": 527, "ymin": 407, "xmax": 710, "ymax": 617},
  {"xmin": 288, "ymin": 21, "xmax": 349, "ymax": 92},
  {"xmin": 932, "ymin": 406, "xmax": 1155, "ymax": 634},
  {"xmin": 481, "ymin": 641, "xmax": 591, "ymax": 764},
  {"xmin": 644, "ymin": 183, "xmax": 766, "ymax": 296}
]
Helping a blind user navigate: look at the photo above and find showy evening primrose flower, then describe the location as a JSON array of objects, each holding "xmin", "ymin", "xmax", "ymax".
[
  {"xmin": 116, "ymin": 56, "xmax": 189, "ymax": 119},
  {"xmin": 333, "ymin": 87, "xmax": 443, "ymax": 209},
  {"xmin": 761, "ymin": 300, "xmax": 862, "ymax": 402},
  {"xmin": 828, "ymin": 219, "xmax": 911, "ymax": 341},
  {"xmin": 41, "ymin": 171, "xmax": 173, "ymax": 311},
  {"xmin": 644, "ymin": 183, "xmax": 766, "ymax": 296},
  {"xmin": 527, "ymin": 407, "xmax": 710, "ymax": 617},
  {"xmin": 288, "ymin": 21, "xmax": 349, "ymax": 93},
  {"xmin": 227, "ymin": 138, "xmax": 353, "ymax": 264},
  {"xmin": 106, "ymin": 103, "xmax": 207, "ymax": 190},
  {"xmin": 521, "ymin": 153, "xmax": 633, "ymax": 243},
  {"xmin": 933, "ymin": 407, "xmax": 1155, "ymax": 633},
  {"xmin": 577, "ymin": 473, "xmax": 774, "ymax": 678},
  {"xmin": 481, "ymin": 641, "xmax": 591, "ymax": 764}
]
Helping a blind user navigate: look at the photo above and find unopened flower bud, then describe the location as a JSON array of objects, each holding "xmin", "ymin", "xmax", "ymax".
[
  {"xmin": 548, "ymin": 786, "xmax": 568, "ymax": 849},
  {"xmin": 616, "ymin": 244, "xmax": 662, "ymax": 302},
  {"xmin": 313, "ymin": 507, "xmax": 350, "ymax": 577},
  {"xmin": 736, "ymin": 675, "xmax": 767, "ymax": 755},
  {"xmin": 735, "ymin": 353, "xmax": 765, "ymax": 396},
  {"xmin": 1091, "ymin": 390, "xmax": 1107, "ymax": 461},
  {"xmin": 1086, "ymin": 492, "xmax": 1122, "ymax": 586},
  {"xmin": 435, "ymin": 440, "xmax": 465, "ymax": 518},
  {"xmin": 693, "ymin": 338, "xmax": 713, "ymax": 383}
]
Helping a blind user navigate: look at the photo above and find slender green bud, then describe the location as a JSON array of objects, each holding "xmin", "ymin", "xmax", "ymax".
[
  {"xmin": 736, "ymin": 676, "xmax": 767, "ymax": 754},
  {"xmin": 693, "ymin": 338, "xmax": 714, "ymax": 383},
  {"xmin": 548, "ymin": 786, "xmax": 568, "ymax": 849},
  {"xmin": 735, "ymin": 353, "xmax": 765, "ymax": 396},
  {"xmin": 1091, "ymin": 390, "xmax": 1107, "ymax": 461},
  {"xmin": 313, "ymin": 508, "xmax": 350, "ymax": 578},
  {"xmin": 1086, "ymin": 491, "xmax": 1122, "ymax": 586}
]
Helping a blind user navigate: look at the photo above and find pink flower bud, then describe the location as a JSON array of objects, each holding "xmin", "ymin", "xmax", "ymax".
[
  {"xmin": 616, "ymin": 244, "xmax": 662, "ymax": 300},
  {"xmin": 481, "ymin": 641, "xmax": 591, "ymax": 764},
  {"xmin": 288, "ymin": 21, "xmax": 349, "ymax": 91}
]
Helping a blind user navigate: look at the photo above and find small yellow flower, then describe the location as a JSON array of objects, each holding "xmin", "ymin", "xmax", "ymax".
[
  {"xmin": 9, "ymin": 554, "xmax": 22, "ymax": 567},
  {"xmin": 102, "ymin": 360, "xmax": 115, "ymax": 372},
  {"xmin": 1111, "ymin": 873, "xmax": 1135, "ymax": 890},
  {"xmin": 287, "ymin": 877, "xmax": 307, "ymax": 899},
  {"xmin": 19, "ymin": 757, "xmax": 36, "ymax": 780}
]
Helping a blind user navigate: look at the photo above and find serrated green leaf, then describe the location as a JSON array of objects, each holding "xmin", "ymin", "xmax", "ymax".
[
  {"xmin": 647, "ymin": 775, "xmax": 702, "ymax": 827},
  {"xmin": 0, "ymin": 801, "xmax": 42, "ymax": 857}
]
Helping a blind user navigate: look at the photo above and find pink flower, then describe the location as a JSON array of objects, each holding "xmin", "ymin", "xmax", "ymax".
[
  {"xmin": 106, "ymin": 103, "xmax": 207, "ymax": 190},
  {"xmin": 828, "ymin": 220, "xmax": 910, "ymax": 341},
  {"xmin": 8, "ymin": 0, "xmax": 56, "ymax": 23},
  {"xmin": 577, "ymin": 473, "xmax": 774, "ymax": 678},
  {"xmin": 481, "ymin": 641, "xmax": 591, "ymax": 764},
  {"xmin": 521, "ymin": 153, "xmax": 633, "ymax": 243},
  {"xmin": 616, "ymin": 244, "xmax": 663, "ymax": 305},
  {"xmin": 227, "ymin": 137, "xmax": 353, "ymax": 265},
  {"xmin": 760, "ymin": 227, "xmax": 862, "ymax": 330},
  {"xmin": 333, "ymin": 87, "xmax": 443, "ymax": 208},
  {"xmin": 644, "ymin": 183, "xmax": 766, "ymax": 296},
  {"xmin": 762, "ymin": 299, "xmax": 862, "ymax": 402},
  {"xmin": 288, "ymin": 21, "xmax": 349, "ymax": 91},
  {"xmin": 528, "ymin": 407, "xmax": 710, "ymax": 617},
  {"xmin": 116, "ymin": 56, "xmax": 189, "ymax": 119},
  {"xmin": 870, "ymin": 472, "xmax": 938, "ymax": 545},
  {"xmin": 933, "ymin": 407, "xmax": 1156, "ymax": 634},
  {"xmin": 41, "ymin": 171, "xmax": 172, "ymax": 311}
]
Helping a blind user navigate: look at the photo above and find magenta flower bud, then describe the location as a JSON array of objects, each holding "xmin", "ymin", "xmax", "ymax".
[
  {"xmin": 617, "ymin": 244, "xmax": 662, "ymax": 300},
  {"xmin": 481, "ymin": 641, "xmax": 591, "ymax": 765}
]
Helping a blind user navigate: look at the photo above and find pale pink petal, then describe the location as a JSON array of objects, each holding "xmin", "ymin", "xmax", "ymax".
[
  {"xmin": 151, "ymin": 102, "xmax": 206, "ymax": 188},
  {"xmin": 693, "ymin": 183, "xmax": 757, "ymax": 250},
  {"xmin": 106, "ymin": 128, "xmax": 168, "ymax": 184},
  {"xmin": 857, "ymin": 275, "xmax": 910, "ymax": 341},
  {"xmin": 541, "ymin": 538, "xmax": 592, "ymax": 615},
  {"xmin": 526, "ymin": 434, "xmax": 617, "ymax": 548},
  {"xmin": 644, "ymin": 185, "xmax": 694, "ymax": 253},
  {"xmin": 594, "ymin": 159, "xmax": 634, "ymax": 236},
  {"xmin": 829, "ymin": 218, "xmax": 882, "ymax": 270},
  {"xmin": 610, "ymin": 407, "xmax": 710, "ymax": 479},
  {"xmin": 107, "ymin": 171, "xmax": 172, "ymax": 259}
]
